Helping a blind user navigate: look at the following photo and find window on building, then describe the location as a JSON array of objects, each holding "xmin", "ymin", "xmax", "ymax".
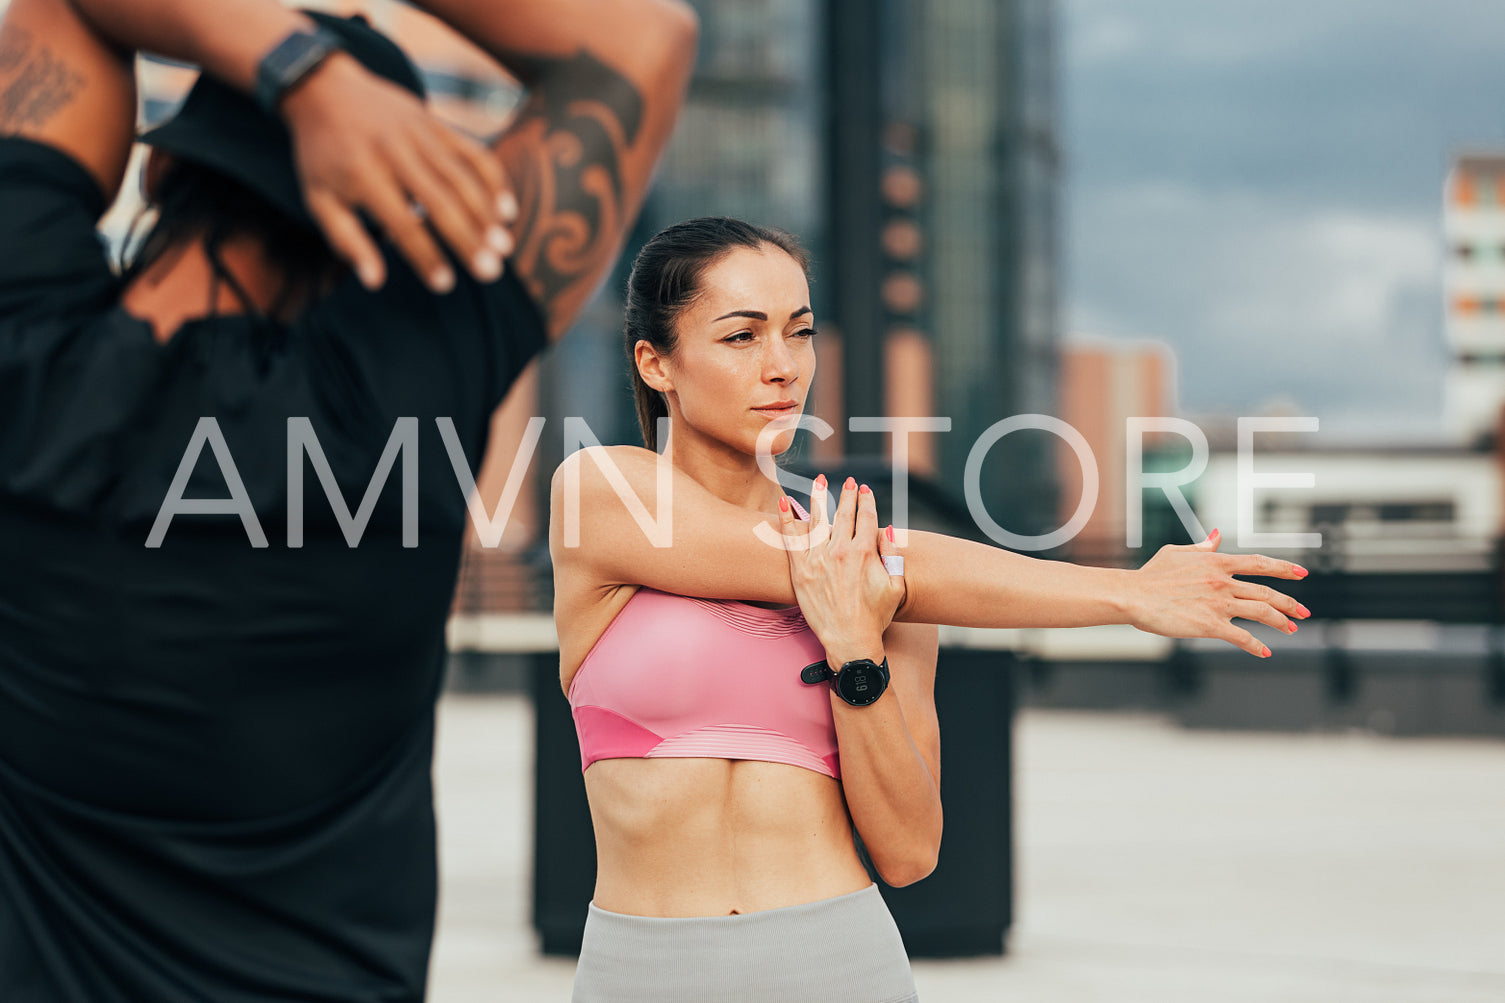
[
  {"xmin": 1310, "ymin": 503, "xmax": 1348, "ymax": 526},
  {"xmin": 1378, "ymin": 501, "xmax": 1456, "ymax": 523}
]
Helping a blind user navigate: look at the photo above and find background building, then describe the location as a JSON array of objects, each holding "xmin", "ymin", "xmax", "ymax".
[
  {"xmin": 1444, "ymin": 153, "xmax": 1505, "ymax": 445},
  {"xmin": 824, "ymin": 0, "xmax": 1062, "ymax": 537},
  {"xmin": 1056, "ymin": 338, "xmax": 1174, "ymax": 563}
]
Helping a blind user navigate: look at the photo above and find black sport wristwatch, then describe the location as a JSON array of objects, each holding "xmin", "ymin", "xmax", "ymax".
[
  {"xmin": 255, "ymin": 28, "xmax": 344, "ymax": 115},
  {"xmin": 800, "ymin": 657, "xmax": 890, "ymax": 707}
]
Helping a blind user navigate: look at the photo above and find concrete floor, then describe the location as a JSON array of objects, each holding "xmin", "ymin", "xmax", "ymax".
[{"xmin": 426, "ymin": 696, "xmax": 1505, "ymax": 1002}]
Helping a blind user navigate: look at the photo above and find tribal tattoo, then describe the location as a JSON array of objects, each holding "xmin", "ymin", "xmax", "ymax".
[
  {"xmin": 499, "ymin": 50, "xmax": 645, "ymax": 328},
  {"xmin": 0, "ymin": 28, "xmax": 83, "ymax": 131}
]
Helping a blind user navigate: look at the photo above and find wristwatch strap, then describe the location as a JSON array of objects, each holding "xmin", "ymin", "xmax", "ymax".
[
  {"xmin": 800, "ymin": 657, "xmax": 890, "ymax": 705},
  {"xmin": 255, "ymin": 28, "xmax": 344, "ymax": 115}
]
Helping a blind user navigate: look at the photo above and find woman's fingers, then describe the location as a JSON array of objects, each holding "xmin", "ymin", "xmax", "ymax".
[
  {"xmin": 809, "ymin": 474, "xmax": 829, "ymax": 525},
  {"xmin": 832, "ymin": 476, "xmax": 858, "ymax": 541},
  {"xmin": 1216, "ymin": 622, "xmax": 1270, "ymax": 659},
  {"xmin": 807, "ymin": 474, "xmax": 831, "ymax": 547},
  {"xmin": 1233, "ymin": 581, "xmax": 1310, "ymax": 620},
  {"xmin": 1138, "ymin": 531, "xmax": 1310, "ymax": 659},
  {"xmin": 1225, "ymin": 552, "xmax": 1309, "ymax": 581},
  {"xmin": 1229, "ymin": 598, "xmax": 1297, "ymax": 635},
  {"xmin": 854, "ymin": 482, "xmax": 880, "ymax": 548},
  {"xmin": 777, "ymin": 493, "xmax": 804, "ymax": 557}
]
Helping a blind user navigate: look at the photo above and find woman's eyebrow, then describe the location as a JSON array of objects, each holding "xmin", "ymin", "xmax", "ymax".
[{"xmin": 713, "ymin": 306, "xmax": 813, "ymax": 322}]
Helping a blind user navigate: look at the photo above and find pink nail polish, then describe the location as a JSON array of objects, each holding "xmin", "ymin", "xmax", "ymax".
[
  {"xmin": 858, "ymin": 483, "xmax": 871, "ymax": 495},
  {"xmin": 886, "ymin": 525, "xmax": 895, "ymax": 543},
  {"xmin": 844, "ymin": 477, "xmax": 856, "ymax": 491},
  {"xmin": 814, "ymin": 474, "xmax": 827, "ymax": 490},
  {"xmin": 1294, "ymin": 565, "xmax": 1309, "ymax": 578},
  {"xmin": 779, "ymin": 495, "xmax": 790, "ymax": 513},
  {"xmin": 1298, "ymin": 604, "xmax": 1311, "ymax": 618},
  {"xmin": 1287, "ymin": 622, "xmax": 1298, "ymax": 633},
  {"xmin": 1261, "ymin": 645, "xmax": 1272, "ymax": 658}
]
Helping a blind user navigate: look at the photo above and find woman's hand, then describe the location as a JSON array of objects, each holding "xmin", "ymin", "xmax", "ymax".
[
  {"xmin": 1125, "ymin": 529, "xmax": 1311, "ymax": 657},
  {"xmin": 777, "ymin": 475, "xmax": 905, "ymax": 667},
  {"xmin": 280, "ymin": 52, "xmax": 517, "ymax": 294}
]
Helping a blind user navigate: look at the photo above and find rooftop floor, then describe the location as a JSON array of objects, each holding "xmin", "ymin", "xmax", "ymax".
[{"xmin": 426, "ymin": 696, "xmax": 1505, "ymax": 1002}]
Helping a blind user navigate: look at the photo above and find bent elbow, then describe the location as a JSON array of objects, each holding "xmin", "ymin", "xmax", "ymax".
[
  {"xmin": 663, "ymin": 1, "xmax": 702, "ymax": 46},
  {"xmin": 645, "ymin": 1, "xmax": 700, "ymax": 63},
  {"xmin": 876, "ymin": 846, "xmax": 940, "ymax": 889}
]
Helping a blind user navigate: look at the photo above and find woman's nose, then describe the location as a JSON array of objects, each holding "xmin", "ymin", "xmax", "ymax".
[{"xmin": 764, "ymin": 338, "xmax": 799, "ymax": 384}]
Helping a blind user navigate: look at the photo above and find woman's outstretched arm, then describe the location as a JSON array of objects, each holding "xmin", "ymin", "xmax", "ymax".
[{"xmin": 551, "ymin": 445, "xmax": 1308, "ymax": 658}]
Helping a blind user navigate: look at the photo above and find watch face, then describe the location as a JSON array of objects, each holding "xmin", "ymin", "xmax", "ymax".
[{"xmin": 838, "ymin": 662, "xmax": 884, "ymax": 705}]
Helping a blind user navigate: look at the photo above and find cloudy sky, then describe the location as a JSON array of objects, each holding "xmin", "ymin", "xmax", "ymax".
[{"xmin": 1062, "ymin": 0, "xmax": 1505, "ymax": 435}]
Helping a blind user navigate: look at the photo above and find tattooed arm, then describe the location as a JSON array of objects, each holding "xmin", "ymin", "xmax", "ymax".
[
  {"xmin": 0, "ymin": 0, "xmax": 344, "ymax": 204},
  {"xmin": 0, "ymin": 0, "xmax": 135, "ymax": 200},
  {"xmin": 0, "ymin": 0, "xmax": 511, "ymax": 285},
  {"xmin": 412, "ymin": 0, "xmax": 699, "ymax": 339}
]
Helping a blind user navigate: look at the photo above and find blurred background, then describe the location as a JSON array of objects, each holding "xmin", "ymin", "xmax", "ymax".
[{"xmin": 51, "ymin": 0, "xmax": 1505, "ymax": 998}]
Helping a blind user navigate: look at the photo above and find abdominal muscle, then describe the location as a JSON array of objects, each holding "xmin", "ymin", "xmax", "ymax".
[{"xmin": 584, "ymin": 756, "xmax": 874, "ymax": 917}]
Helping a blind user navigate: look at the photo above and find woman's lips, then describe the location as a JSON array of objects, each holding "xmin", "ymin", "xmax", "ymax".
[{"xmin": 751, "ymin": 401, "xmax": 799, "ymax": 417}]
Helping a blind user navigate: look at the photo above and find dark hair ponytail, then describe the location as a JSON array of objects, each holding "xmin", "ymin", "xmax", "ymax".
[{"xmin": 624, "ymin": 217, "xmax": 809, "ymax": 450}]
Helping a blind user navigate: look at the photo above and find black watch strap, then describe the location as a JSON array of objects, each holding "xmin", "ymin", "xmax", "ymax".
[
  {"xmin": 800, "ymin": 657, "xmax": 890, "ymax": 707},
  {"xmin": 255, "ymin": 28, "xmax": 344, "ymax": 115}
]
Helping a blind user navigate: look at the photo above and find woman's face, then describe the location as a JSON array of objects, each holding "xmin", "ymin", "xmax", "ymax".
[{"xmin": 645, "ymin": 245, "xmax": 816, "ymax": 458}]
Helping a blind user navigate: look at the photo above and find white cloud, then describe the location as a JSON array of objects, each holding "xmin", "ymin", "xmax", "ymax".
[
  {"xmin": 1072, "ymin": 15, "xmax": 1145, "ymax": 67},
  {"xmin": 1067, "ymin": 183, "xmax": 1446, "ymax": 432}
]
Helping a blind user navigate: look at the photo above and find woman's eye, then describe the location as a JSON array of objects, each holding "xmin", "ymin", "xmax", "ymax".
[
  {"xmin": 724, "ymin": 331, "xmax": 754, "ymax": 343},
  {"xmin": 792, "ymin": 327, "xmax": 817, "ymax": 339}
]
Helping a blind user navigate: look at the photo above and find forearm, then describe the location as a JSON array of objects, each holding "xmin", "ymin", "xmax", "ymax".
[
  {"xmin": 832, "ymin": 687, "xmax": 942, "ymax": 888},
  {"xmin": 900, "ymin": 530, "xmax": 1137, "ymax": 629},
  {"xmin": 563, "ymin": 449, "xmax": 1141, "ymax": 621},
  {"xmin": 410, "ymin": 0, "xmax": 697, "ymax": 86},
  {"xmin": 413, "ymin": 0, "xmax": 697, "ymax": 337},
  {"xmin": 66, "ymin": 0, "xmax": 309, "ymax": 93}
]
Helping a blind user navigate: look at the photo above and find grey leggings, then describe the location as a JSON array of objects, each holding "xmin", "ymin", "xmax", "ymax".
[{"xmin": 571, "ymin": 883, "xmax": 919, "ymax": 1002}]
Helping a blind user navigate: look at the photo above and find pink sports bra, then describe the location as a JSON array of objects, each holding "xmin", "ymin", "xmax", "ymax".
[{"xmin": 567, "ymin": 587, "xmax": 840, "ymax": 779}]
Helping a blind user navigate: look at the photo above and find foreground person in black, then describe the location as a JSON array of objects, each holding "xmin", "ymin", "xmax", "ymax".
[{"xmin": 0, "ymin": 0, "xmax": 696, "ymax": 999}]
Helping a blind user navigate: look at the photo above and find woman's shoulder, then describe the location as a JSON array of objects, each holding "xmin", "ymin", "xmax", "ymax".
[
  {"xmin": 548, "ymin": 444, "xmax": 665, "ymax": 570},
  {"xmin": 553, "ymin": 443, "xmax": 656, "ymax": 475},
  {"xmin": 550, "ymin": 444, "xmax": 662, "ymax": 503}
]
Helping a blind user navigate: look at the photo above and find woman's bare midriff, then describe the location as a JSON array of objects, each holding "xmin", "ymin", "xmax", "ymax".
[{"xmin": 583, "ymin": 757, "xmax": 873, "ymax": 917}]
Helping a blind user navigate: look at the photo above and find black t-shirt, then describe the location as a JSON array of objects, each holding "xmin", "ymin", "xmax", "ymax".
[{"xmin": 0, "ymin": 138, "xmax": 546, "ymax": 1002}]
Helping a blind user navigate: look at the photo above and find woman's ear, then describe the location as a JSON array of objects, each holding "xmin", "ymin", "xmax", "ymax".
[{"xmin": 635, "ymin": 340, "xmax": 673, "ymax": 394}]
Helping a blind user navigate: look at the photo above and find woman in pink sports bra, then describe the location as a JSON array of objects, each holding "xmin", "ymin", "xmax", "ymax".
[{"xmin": 551, "ymin": 218, "xmax": 1310, "ymax": 1001}]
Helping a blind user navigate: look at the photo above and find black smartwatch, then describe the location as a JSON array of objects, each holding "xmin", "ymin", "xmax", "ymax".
[
  {"xmin": 255, "ymin": 28, "xmax": 344, "ymax": 115},
  {"xmin": 800, "ymin": 657, "xmax": 890, "ymax": 707}
]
